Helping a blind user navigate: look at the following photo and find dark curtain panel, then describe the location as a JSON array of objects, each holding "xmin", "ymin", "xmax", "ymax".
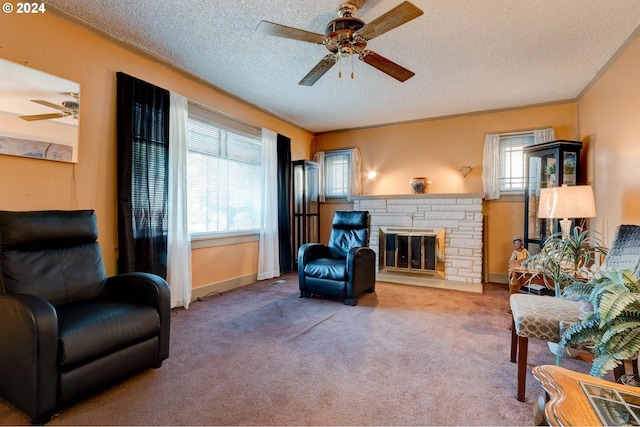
[
  {"xmin": 116, "ymin": 72, "xmax": 170, "ymax": 278},
  {"xmin": 277, "ymin": 134, "xmax": 292, "ymax": 274}
]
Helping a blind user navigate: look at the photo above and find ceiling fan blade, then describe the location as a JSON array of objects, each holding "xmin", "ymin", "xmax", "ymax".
[
  {"xmin": 256, "ymin": 21, "xmax": 326, "ymax": 44},
  {"xmin": 360, "ymin": 50, "xmax": 415, "ymax": 82},
  {"xmin": 356, "ymin": 1, "xmax": 423, "ymax": 41},
  {"xmin": 31, "ymin": 99, "xmax": 68, "ymax": 111},
  {"xmin": 19, "ymin": 112, "xmax": 68, "ymax": 121},
  {"xmin": 299, "ymin": 54, "xmax": 339, "ymax": 86}
]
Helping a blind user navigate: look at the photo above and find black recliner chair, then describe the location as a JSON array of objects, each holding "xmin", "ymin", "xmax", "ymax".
[
  {"xmin": 298, "ymin": 210, "xmax": 376, "ymax": 306},
  {"xmin": 0, "ymin": 210, "xmax": 170, "ymax": 424}
]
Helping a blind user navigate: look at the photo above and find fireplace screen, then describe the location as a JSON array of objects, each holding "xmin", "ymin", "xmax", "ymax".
[{"xmin": 379, "ymin": 227, "xmax": 445, "ymax": 278}]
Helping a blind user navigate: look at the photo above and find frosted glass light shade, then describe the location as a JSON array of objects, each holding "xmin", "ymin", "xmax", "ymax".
[{"xmin": 538, "ymin": 185, "xmax": 596, "ymax": 219}]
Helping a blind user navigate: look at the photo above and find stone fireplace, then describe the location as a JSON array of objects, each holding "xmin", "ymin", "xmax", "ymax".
[{"xmin": 352, "ymin": 193, "xmax": 483, "ymax": 292}]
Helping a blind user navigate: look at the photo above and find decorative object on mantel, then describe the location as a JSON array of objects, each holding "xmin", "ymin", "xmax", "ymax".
[
  {"xmin": 410, "ymin": 177, "xmax": 431, "ymax": 194},
  {"xmin": 458, "ymin": 166, "xmax": 473, "ymax": 177}
]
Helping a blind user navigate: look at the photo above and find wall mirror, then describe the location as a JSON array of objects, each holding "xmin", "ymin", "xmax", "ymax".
[{"xmin": 0, "ymin": 57, "xmax": 80, "ymax": 163}]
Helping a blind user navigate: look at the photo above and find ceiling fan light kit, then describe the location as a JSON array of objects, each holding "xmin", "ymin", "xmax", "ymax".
[{"xmin": 257, "ymin": 1, "xmax": 423, "ymax": 86}]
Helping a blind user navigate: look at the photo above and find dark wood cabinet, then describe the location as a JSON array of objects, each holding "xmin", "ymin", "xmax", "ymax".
[
  {"xmin": 523, "ymin": 140, "xmax": 582, "ymax": 253},
  {"xmin": 292, "ymin": 160, "xmax": 320, "ymax": 270}
]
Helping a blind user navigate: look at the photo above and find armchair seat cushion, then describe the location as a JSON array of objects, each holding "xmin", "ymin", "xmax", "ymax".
[
  {"xmin": 304, "ymin": 258, "xmax": 347, "ymax": 281},
  {"xmin": 57, "ymin": 301, "xmax": 160, "ymax": 369}
]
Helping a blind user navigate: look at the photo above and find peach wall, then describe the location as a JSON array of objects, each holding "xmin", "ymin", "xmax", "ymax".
[
  {"xmin": 578, "ymin": 33, "xmax": 640, "ymax": 244},
  {"xmin": 315, "ymin": 104, "xmax": 578, "ymax": 280},
  {"xmin": 0, "ymin": 12, "xmax": 313, "ymax": 288}
]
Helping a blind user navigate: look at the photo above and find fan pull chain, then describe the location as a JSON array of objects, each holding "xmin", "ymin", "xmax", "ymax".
[
  {"xmin": 338, "ymin": 56, "xmax": 342, "ymax": 79},
  {"xmin": 351, "ymin": 54, "xmax": 354, "ymax": 79}
]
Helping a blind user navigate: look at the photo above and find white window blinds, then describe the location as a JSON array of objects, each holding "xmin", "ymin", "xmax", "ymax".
[{"xmin": 186, "ymin": 104, "xmax": 262, "ymax": 234}]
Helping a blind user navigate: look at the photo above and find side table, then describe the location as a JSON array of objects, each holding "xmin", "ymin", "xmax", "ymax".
[
  {"xmin": 507, "ymin": 260, "xmax": 550, "ymax": 294},
  {"xmin": 533, "ymin": 364, "xmax": 640, "ymax": 426}
]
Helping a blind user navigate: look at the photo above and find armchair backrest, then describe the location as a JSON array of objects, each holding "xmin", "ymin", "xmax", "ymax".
[
  {"xmin": 0, "ymin": 210, "xmax": 107, "ymax": 306},
  {"xmin": 601, "ymin": 224, "xmax": 640, "ymax": 278},
  {"xmin": 328, "ymin": 210, "xmax": 371, "ymax": 259}
]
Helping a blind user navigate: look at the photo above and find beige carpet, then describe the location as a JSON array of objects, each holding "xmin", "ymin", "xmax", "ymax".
[{"xmin": 0, "ymin": 273, "xmax": 606, "ymax": 426}]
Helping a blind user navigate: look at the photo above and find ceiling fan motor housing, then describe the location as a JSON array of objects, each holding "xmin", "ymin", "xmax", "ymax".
[
  {"xmin": 62, "ymin": 100, "xmax": 79, "ymax": 110},
  {"xmin": 325, "ymin": 17, "xmax": 366, "ymax": 54}
]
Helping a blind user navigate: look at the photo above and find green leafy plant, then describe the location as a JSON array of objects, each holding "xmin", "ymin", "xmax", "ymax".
[
  {"xmin": 545, "ymin": 163, "xmax": 556, "ymax": 176},
  {"xmin": 563, "ymin": 161, "xmax": 576, "ymax": 174},
  {"xmin": 557, "ymin": 270, "xmax": 640, "ymax": 377},
  {"xmin": 523, "ymin": 227, "xmax": 608, "ymax": 296}
]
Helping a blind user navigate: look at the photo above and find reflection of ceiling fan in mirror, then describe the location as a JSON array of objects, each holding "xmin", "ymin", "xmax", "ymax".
[
  {"xmin": 256, "ymin": 1, "xmax": 423, "ymax": 86},
  {"xmin": 19, "ymin": 93, "xmax": 79, "ymax": 121}
]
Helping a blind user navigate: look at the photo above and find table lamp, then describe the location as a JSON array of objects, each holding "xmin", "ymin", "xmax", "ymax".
[{"xmin": 537, "ymin": 185, "xmax": 596, "ymax": 239}]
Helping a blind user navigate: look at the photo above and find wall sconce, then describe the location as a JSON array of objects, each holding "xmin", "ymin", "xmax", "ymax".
[
  {"xmin": 368, "ymin": 171, "xmax": 377, "ymax": 179},
  {"xmin": 458, "ymin": 166, "xmax": 473, "ymax": 177}
]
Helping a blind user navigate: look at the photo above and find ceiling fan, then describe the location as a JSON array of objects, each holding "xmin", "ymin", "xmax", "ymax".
[
  {"xmin": 256, "ymin": 1, "xmax": 423, "ymax": 86},
  {"xmin": 19, "ymin": 94, "xmax": 79, "ymax": 121}
]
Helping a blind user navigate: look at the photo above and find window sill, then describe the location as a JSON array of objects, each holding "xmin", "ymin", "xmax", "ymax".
[
  {"xmin": 494, "ymin": 193, "xmax": 525, "ymax": 202},
  {"xmin": 324, "ymin": 197, "xmax": 354, "ymax": 204},
  {"xmin": 191, "ymin": 232, "xmax": 259, "ymax": 249}
]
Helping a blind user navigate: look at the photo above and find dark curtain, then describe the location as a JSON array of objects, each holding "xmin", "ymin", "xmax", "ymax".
[
  {"xmin": 116, "ymin": 72, "xmax": 170, "ymax": 278},
  {"xmin": 277, "ymin": 134, "xmax": 292, "ymax": 274}
]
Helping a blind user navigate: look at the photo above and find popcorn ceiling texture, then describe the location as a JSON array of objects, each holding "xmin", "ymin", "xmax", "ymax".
[{"xmin": 45, "ymin": 0, "xmax": 640, "ymax": 132}]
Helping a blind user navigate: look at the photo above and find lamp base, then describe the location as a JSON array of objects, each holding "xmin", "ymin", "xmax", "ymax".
[{"xmin": 560, "ymin": 218, "xmax": 572, "ymax": 239}]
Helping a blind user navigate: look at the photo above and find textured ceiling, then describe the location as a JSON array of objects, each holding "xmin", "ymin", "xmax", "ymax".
[{"xmin": 45, "ymin": 0, "xmax": 640, "ymax": 133}]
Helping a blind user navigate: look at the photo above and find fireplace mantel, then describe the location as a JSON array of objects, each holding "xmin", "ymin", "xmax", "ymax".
[
  {"xmin": 353, "ymin": 192, "xmax": 484, "ymax": 200},
  {"xmin": 352, "ymin": 193, "xmax": 483, "ymax": 292}
]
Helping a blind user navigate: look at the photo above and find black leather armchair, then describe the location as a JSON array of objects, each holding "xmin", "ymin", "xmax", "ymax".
[
  {"xmin": 0, "ymin": 210, "xmax": 170, "ymax": 424},
  {"xmin": 298, "ymin": 210, "xmax": 376, "ymax": 306}
]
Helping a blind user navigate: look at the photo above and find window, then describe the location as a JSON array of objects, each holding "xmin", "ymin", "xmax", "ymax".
[
  {"xmin": 498, "ymin": 133, "xmax": 534, "ymax": 192},
  {"xmin": 324, "ymin": 150, "xmax": 351, "ymax": 197},
  {"xmin": 186, "ymin": 105, "xmax": 262, "ymax": 235}
]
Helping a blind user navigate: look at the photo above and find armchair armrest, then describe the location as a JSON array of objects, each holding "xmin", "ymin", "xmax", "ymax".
[
  {"xmin": 104, "ymin": 273, "xmax": 171, "ymax": 363},
  {"xmin": 298, "ymin": 243, "xmax": 331, "ymax": 265},
  {"xmin": 346, "ymin": 246, "xmax": 376, "ymax": 296},
  {"xmin": 104, "ymin": 272, "xmax": 170, "ymax": 309},
  {"xmin": 0, "ymin": 294, "xmax": 58, "ymax": 423},
  {"xmin": 298, "ymin": 243, "xmax": 332, "ymax": 291}
]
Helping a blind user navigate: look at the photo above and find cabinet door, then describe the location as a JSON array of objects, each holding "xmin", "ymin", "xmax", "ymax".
[
  {"xmin": 292, "ymin": 160, "xmax": 320, "ymax": 269},
  {"xmin": 560, "ymin": 151, "xmax": 577, "ymax": 185}
]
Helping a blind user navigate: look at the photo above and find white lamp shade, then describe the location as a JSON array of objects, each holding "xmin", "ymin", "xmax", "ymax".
[{"xmin": 538, "ymin": 185, "xmax": 596, "ymax": 219}]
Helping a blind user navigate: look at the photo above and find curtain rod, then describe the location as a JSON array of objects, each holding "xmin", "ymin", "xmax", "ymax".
[{"xmin": 491, "ymin": 127, "xmax": 552, "ymax": 137}]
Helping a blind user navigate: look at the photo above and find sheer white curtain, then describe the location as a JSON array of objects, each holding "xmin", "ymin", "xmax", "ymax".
[
  {"xmin": 168, "ymin": 91, "xmax": 192, "ymax": 308},
  {"xmin": 257, "ymin": 128, "xmax": 280, "ymax": 280},
  {"xmin": 348, "ymin": 147, "xmax": 362, "ymax": 200},
  {"xmin": 482, "ymin": 133, "xmax": 501, "ymax": 200},
  {"xmin": 312, "ymin": 151, "xmax": 326, "ymax": 202}
]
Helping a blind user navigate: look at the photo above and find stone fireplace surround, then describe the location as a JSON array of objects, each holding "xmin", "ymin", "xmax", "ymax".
[{"xmin": 352, "ymin": 193, "xmax": 483, "ymax": 293}]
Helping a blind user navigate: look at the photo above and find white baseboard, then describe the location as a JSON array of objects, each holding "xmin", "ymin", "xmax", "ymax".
[
  {"xmin": 191, "ymin": 273, "xmax": 258, "ymax": 301},
  {"xmin": 488, "ymin": 273, "xmax": 509, "ymax": 285}
]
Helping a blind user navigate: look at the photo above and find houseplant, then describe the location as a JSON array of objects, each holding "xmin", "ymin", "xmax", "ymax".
[
  {"xmin": 557, "ymin": 269, "xmax": 640, "ymax": 378},
  {"xmin": 523, "ymin": 227, "xmax": 609, "ymax": 297},
  {"xmin": 563, "ymin": 161, "xmax": 577, "ymax": 183}
]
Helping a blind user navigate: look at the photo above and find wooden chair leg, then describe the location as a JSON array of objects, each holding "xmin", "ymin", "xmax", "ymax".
[
  {"xmin": 517, "ymin": 335, "xmax": 529, "ymax": 402},
  {"xmin": 510, "ymin": 318, "xmax": 518, "ymax": 363},
  {"xmin": 614, "ymin": 363, "xmax": 626, "ymax": 381}
]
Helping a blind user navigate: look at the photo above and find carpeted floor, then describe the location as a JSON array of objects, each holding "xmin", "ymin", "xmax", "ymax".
[{"xmin": 0, "ymin": 274, "xmax": 607, "ymax": 425}]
